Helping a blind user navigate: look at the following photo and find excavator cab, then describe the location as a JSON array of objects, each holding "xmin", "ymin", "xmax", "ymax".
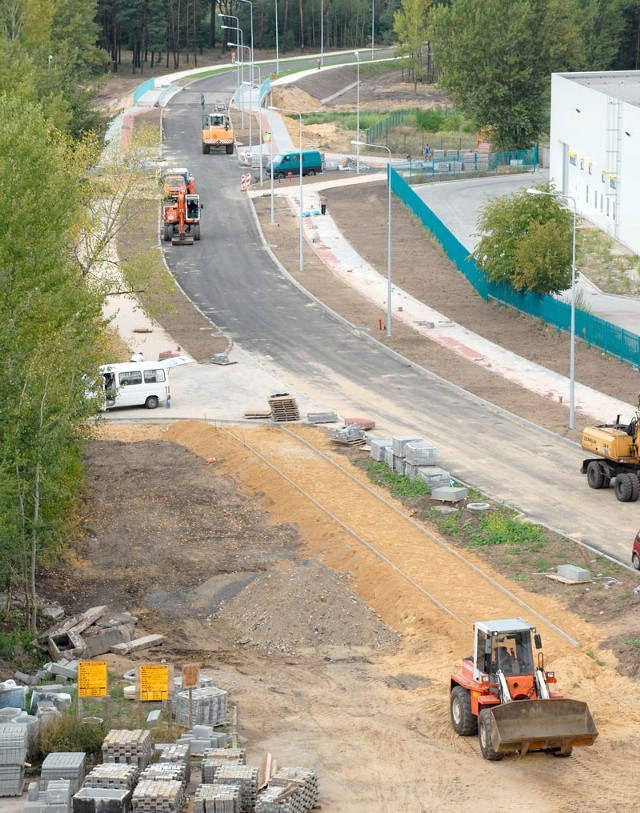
[{"xmin": 451, "ymin": 618, "xmax": 598, "ymax": 760}]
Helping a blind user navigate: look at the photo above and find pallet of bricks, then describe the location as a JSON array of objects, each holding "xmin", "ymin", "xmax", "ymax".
[
  {"xmin": 257, "ymin": 767, "xmax": 320, "ymax": 813},
  {"xmin": 0, "ymin": 723, "xmax": 28, "ymax": 797},
  {"xmin": 370, "ymin": 435, "xmax": 450, "ymax": 487}
]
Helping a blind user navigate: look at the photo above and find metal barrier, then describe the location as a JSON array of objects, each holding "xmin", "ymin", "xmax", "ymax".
[{"xmin": 389, "ymin": 167, "xmax": 640, "ymax": 368}]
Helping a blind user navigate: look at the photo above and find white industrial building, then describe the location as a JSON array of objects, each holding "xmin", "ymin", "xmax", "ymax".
[{"xmin": 549, "ymin": 71, "xmax": 640, "ymax": 255}]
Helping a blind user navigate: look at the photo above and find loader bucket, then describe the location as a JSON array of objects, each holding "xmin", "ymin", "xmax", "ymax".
[
  {"xmin": 171, "ymin": 236, "xmax": 194, "ymax": 246},
  {"xmin": 487, "ymin": 699, "xmax": 598, "ymax": 755}
]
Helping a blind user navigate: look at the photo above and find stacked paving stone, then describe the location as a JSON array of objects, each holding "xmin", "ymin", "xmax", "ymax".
[
  {"xmin": 139, "ymin": 762, "xmax": 187, "ymax": 787},
  {"xmin": 373, "ymin": 435, "xmax": 452, "ymax": 488},
  {"xmin": 211, "ymin": 765, "xmax": 258, "ymax": 813},
  {"xmin": 25, "ymin": 778, "xmax": 72, "ymax": 813},
  {"xmin": 41, "ymin": 752, "xmax": 86, "ymax": 795},
  {"xmin": 369, "ymin": 438, "xmax": 392, "ymax": 462},
  {"xmin": 102, "ymin": 729, "xmax": 152, "ymax": 769},
  {"xmin": 176, "ymin": 726, "xmax": 227, "ymax": 754},
  {"xmin": 83, "ymin": 763, "xmax": 140, "ymax": 790},
  {"xmin": 202, "ymin": 749, "xmax": 245, "ymax": 785},
  {"xmin": 269, "ymin": 768, "xmax": 319, "ymax": 812},
  {"xmin": 132, "ymin": 779, "xmax": 185, "ymax": 813},
  {"xmin": 158, "ymin": 744, "xmax": 191, "ymax": 784},
  {"xmin": 193, "ymin": 783, "xmax": 241, "ymax": 813},
  {"xmin": 0, "ymin": 723, "xmax": 28, "ymax": 796},
  {"xmin": 256, "ymin": 785, "xmax": 307, "ymax": 813},
  {"xmin": 176, "ymin": 687, "xmax": 228, "ymax": 727}
]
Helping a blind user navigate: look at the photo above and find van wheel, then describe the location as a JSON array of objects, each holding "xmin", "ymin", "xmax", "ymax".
[
  {"xmin": 145, "ymin": 396, "xmax": 159, "ymax": 410},
  {"xmin": 276, "ymin": 172, "xmax": 285, "ymax": 180},
  {"xmin": 306, "ymin": 169, "xmax": 316, "ymax": 176},
  {"xmin": 632, "ymin": 551, "xmax": 640, "ymax": 570}
]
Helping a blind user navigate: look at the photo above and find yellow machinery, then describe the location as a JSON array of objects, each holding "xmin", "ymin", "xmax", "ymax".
[
  {"xmin": 581, "ymin": 395, "xmax": 640, "ymax": 501},
  {"xmin": 202, "ymin": 111, "xmax": 234, "ymax": 155}
]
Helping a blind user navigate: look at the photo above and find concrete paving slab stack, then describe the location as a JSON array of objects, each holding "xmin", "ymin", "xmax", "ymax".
[
  {"xmin": 131, "ymin": 779, "xmax": 185, "ymax": 813},
  {"xmin": 202, "ymin": 748, "xmax": 246, "ymax": 784},
  {"xmin": 72, "ymin": 785, "xmax": 132, "ymax": 813},
  {"xmin": 404, "ymin": 441, "xmax": 438, "ymax": 467},
  {"xmin": 176, "ymin": 724, "xmax": 228, "ymax": 754},
  {"xmin": 0, "ymin": 722, "xmax": 28, "ymax": 796},
  {"xmin": 175, "ymin": 686, "xmax": 227, "ymax": 727},
  {"xmin": 268, "ymin": 768, "xmax": 319, "ymax": 812},
  {"xmin": 102, "ymin": 730, "xmax": 152, "ymax": 770},
  {"xmin": 193, "ymin": 783, "xmax": 241, "ymax": 813},
  {"xmin": 83, "ymin": 763, "xmax": 140, "ymax": 790},
  {"xmin": 369, "ymin": 438, "xmax": 392, "ymax": 462},
  {"xmin": 158, "ymin": 744, "xmax": 191, "ymax": 784},
  {"xmin": 0, "ymin": 680, "xmax": 27, "ymax": 709},
  {"xmin": 138, "ymin": 763, "xmax": 187, "ymax": 786},
  {"xmin": 416, "ymin": 466, "xmax": 451, "ymax": 488},
  {"xmin": 210, "ymin": 765, "xmax": 258, "ymax": 813},
  {"xmin": 26, "ymin": 778, "xmax": 72, "ymax": 813},
  {"xmin": 255, "ymin": 785, "xmax": 306, "ymax": 813},
  {"xmin": 41, "ymin": 752, "xmax": 86, "ymax": 795}
]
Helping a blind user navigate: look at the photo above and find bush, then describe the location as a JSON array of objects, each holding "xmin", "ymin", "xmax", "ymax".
[
  {"xmin": 39, "ymin": 710, "xmax": 104, "ymax": 760},
  {"xmin": 415, "ymin": 109, "xmax": 446, "ymax": 132}
]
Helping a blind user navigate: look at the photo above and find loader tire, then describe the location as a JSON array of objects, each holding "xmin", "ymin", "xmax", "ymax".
[
  {"xmin": 551, "ymin": 747, "xmax": 573, "ymax": 758},
  {"xmin": 226, "ymin": 144, "xmax": 234, "ymax": 154},
  {"xmin": 450, "ymin": 686, "xmax": 477, "ymax": 736},
  {"xmin": 202, "ymin": 143, "xmax": 210, "ymax": 154},
  {"xmin": 615, "ymin": 472, "xmax": 638, "ymax": 502},
  {"xmin": 586, "ymin": 461, "xmax": 604, "ymax": 489},
  {"xmin": 194, "ymin": 224, "xmax": 201, "ymax": 241},
  {"xmin": 478, "ymin": 709, "xmax": 502, "ymax": 761}
]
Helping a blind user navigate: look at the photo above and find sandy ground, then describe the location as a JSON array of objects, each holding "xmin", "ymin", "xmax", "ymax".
[{"xmin": 25, "ymin": 61, "xmax": 640, "ymax": 813}]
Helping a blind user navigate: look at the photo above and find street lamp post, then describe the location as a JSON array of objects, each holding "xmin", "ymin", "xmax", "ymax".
[
  {"xmin": 275, "ymin": 0, "xmax": 280, "ymax": 74},
  {"xmin": 270, "ymin": 105, "xmax": 304, "ymax": 272},
  {"xmin": 371, "ymin": 0, "xmax": 375, "ymax": 60},
  {"xmin": 237, "ymin": 0, "xmax": 254, "ymax": 66},
  {"xmin": 526, "ymin": 187, "xmax": 578, "ymax": 430},
  {"xmin": 229, "ymin": 42, "xmax": 253, "ymax": 146},
  {"xmin": 219, "ymin": 16, "xmax": 242, "ymax": 84},
  {"xmin": 352, "ymin": 140, "xmax": 392, "ymax": 336},
  {"xmin": 355, "ymin": 51, "xmax": 360, "ymax": 174},
  {"xmin": 320, "ymin": 0, "xmax": 324, "ymax": 67}
]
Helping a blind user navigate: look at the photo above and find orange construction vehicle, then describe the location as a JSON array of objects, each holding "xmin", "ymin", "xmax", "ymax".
[
  {"xmin": 202, "ymin": 110, "xmax": 234, "ymax": 155},
  {"xmin": 450, "ymin": 618, "xmax": 598, "ymax": 760},
  {"xmin": 162, "ymin": 167, "xmax": 195, "ymax": 199},
  {"xmin": 162, "ymin": 189, "xmax": 201, "ymax": 245}
]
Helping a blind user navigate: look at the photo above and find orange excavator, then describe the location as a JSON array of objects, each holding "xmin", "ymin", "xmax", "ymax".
[
  {"xmin": 162, "ymin": 167, "xmax": 196, "ymax": 199},
  {"xmin": 162, "ymin": 189, "xmax": 201, "ymax": 245},
  {"xmin": 450, "ymin": 618, "xmax": 598, "ymax": 760}
]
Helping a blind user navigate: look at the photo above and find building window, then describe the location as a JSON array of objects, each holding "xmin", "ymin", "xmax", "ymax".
[
  {"xmin": 601, "ymin": 171, "xmax": 606, "ymax": 184},
  {"xmin": 585, "ymin": 186, "xmax": 589, "ymax": 203},
  {"xmin": 606, "ymin": 198, "xmax": 610, "ymax": 217},
  {"xmin": 569, "ymin": 152, "xmax": 577, "ymax": 166},
  {"xmin": 588, "ymin": 163, "xmax": 593, "ymax": 175},
  {"xmin": 594, "ymin": 190, "xmax": 598, "ymax": 208},
  {"xmin": 610, "ymin": 175, "xmax": 617, "ymax": 190},
  {"xmin": 580, "ymin": 158, "xmax": 584, "ymax": 170}
]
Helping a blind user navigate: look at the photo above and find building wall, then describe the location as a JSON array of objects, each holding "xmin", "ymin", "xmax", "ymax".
[{"xmin": 550, "ymin": 72, "xmax": 640, "ymax": 255}]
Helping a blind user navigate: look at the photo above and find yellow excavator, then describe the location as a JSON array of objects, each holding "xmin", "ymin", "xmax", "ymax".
[
  {"xmin": 450, "ymin": 618, "xmax": 598, "ymax": 760},
  {"xmin": 581, "ymin": 395, "xmax": 640, "ymax": 501}
]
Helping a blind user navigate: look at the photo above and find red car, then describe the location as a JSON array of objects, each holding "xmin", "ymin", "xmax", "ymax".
[{"xmin": 633, "ymin": 530, "xmax": 640, "ymax": 569}]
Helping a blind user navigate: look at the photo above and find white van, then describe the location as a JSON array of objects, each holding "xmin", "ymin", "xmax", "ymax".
[{"xmin": 100, "ymin": 361, "xmax": 171, "ymax": 410}]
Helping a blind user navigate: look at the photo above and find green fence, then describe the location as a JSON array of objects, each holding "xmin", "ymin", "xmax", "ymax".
[
  {"xmin": 393, "ymin": 146, "xmax": 539, "ymax": 184},
  {"xmin": 389, "ymin": 167, "xmax": 640, "ymax": 368},
  {"xmin": 364, "ymin": 110, "xmax": 414, "ymax": 144}
]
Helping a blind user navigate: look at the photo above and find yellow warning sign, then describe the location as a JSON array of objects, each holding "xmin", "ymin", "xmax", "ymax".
[
  {"xmin": 138, "ymin": 663, "xmax": 171, "ymax": 702},
  {"xmin": 78, "ymin": 660, "xmax": 108, "ymax": 698}
]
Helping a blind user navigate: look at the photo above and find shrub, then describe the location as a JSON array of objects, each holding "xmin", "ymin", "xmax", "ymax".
[{"xmin": 39, "ymin": 710, "xmax": 104, "ymax": 759}]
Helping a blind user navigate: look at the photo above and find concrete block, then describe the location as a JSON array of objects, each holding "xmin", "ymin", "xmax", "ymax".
[
  {"xmin": 557, "ymin": 564, "xmax": 590, "ymax": 582},
  {"xmin": 82, "ymin": 626, "xmax": 133, "ymax": 659},
  {"xmin": 416, "ymin": 466, "xmax": 450, "ymax": 489},
  {"xmin": 110, "ymin": 635, "xmax": 165, "ymax": 655},
  {"xmin": 41, "ymin": 604, "xmax": 65, "ymax": 621},
  {"xmin": 67, "ymin": 606, "xmax": 108, "ymax": 636},
  {"xmin": 392, "ymin": 435, "xmax": 422, "ymax": 456},
  {"xmin": 146, "ymin": 710, "xmax": 162, "ymax": 727},
  {"xmin": 50, "ymin": 660, "xmax": 79, "ymax": 680},
  {"xmin": 94, "ymin": 613, "xmax": 138, "ymax": 630},
  {"xmin": 369, "ymin": 438, "xmax": 392, "ymax": 462},
  {"xmin": 404, "ymin": 441, "xmax": 438, "ymax": 466},
  {"xmin": 431, "ymin": 486, "xmax": 468, "ymax": 502},
  {"xmin": 47, "ymin": 630, "xmax": 86, "ymax": 661}
]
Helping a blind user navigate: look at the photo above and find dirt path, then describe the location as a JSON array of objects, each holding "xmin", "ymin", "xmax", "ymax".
[{"xmin": 44, "ymin": 421, "xmax": 639, "ymax": 813}]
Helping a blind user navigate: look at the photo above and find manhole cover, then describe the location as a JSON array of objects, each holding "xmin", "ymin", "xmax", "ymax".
[{"xmin": 466, "ymin": 502, "xmax": 491, "ymax": 511}]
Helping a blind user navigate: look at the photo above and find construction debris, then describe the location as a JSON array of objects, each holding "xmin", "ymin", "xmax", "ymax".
[
  {"xmin": 330, "ymin": 424, "xmax": 367, "ymax": 446},
  {"xmin": 39, "ymin": 606, "xmax": 141, "ymax": 662},
  {"xmin": 306, "ymin": 411, "xmax": 339, "ymax": 424}
]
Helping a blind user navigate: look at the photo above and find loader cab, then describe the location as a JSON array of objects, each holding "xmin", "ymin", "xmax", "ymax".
[
  {"xmin": 185, "ymin": 194, "xmax": 200, "ymax": 221},
  {"xmin": 474, "ymin": 618, "xmax": 539, "ymax": 679}
]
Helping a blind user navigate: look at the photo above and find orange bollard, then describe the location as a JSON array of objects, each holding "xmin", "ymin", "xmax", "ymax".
[{"xmin": 378, "ymin": 317, "xmax": 383, "ymax": 331}]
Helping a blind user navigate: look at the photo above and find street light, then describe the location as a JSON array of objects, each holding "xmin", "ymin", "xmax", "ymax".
[
  {"xmin": 237, "ymin": 0, "xmax": 254, "ymax": 67},
  {"xmin": 219, "ymin": 16, "xmax": 242, "ymax": 83},
  {"xmin": 352, "ymin": 139, "xmax": 392, "ymax": 336},
  {"xmin": 371, "ymin": 0, "xmax": 375, "ymax": 60},
  {"xmin": 270, "ymin": 105, "xmax": 304, "ymax": 272},
  {"xmin": 229, "ymin": 42, "xmax": 252, "ymax": 137},
  {"xmin": 320, "ymin": 0, "xmax": 324, "ymax": 67},
  {"xmin": 274, "ymin": 0, "xmax": 280, "ymax": 74},
  {"xmin": 355, "ymin": 51, "xmax": 360, "ymax": 174},
  {"xmin": 527, "ymin": 187, "xmax": 578, "ymax": 430}
]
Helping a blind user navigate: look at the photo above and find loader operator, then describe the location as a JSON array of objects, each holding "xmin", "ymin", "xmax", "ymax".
[{"xmin": 497, "ymin": 646, "xmax": 518, "ymax": 674}]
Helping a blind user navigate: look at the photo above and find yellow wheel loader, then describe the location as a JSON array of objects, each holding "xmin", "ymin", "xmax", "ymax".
[
  {"xmin": 450, "ymin": 618, "xmax": 598, "ymax": 760},
  {"xmin": 581, "ymin": 395, "xmax": 640, "ymax": 501}
]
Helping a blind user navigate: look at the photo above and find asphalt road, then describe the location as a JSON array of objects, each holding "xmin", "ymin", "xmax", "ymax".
[{"xmin": 158, "ymin": 72, "xmax": 638, "ymax": 569}]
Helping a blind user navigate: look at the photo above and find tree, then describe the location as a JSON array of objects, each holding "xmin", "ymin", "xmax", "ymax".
[
  {"xmin": 429, "ymin": 0, "xmax": 584, "ymax": 149},
  {"xmin": 393, "ymin": 0, "xmax": 430, "ymax": 90},
  {"xmin": 473, "ymin": 183, "xmax": 574, "ymax": 295},
  {"xmin": 0, "ymin": 93, "xmax": 104, "ymax": 628}
]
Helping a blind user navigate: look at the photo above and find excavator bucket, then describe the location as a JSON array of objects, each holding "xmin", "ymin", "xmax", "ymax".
[{"xmin": 487, "ymin": 699, "xmax": 598, "ymax": 755}]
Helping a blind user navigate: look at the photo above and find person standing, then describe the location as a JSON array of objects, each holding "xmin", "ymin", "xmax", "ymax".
[
  {"xmin": 200, "ymin": 93, "xmax": 205, "ymax": 111},
  {"xmin": 319, "ymin": 193, "xmax": 328, "ymax": 215}
]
